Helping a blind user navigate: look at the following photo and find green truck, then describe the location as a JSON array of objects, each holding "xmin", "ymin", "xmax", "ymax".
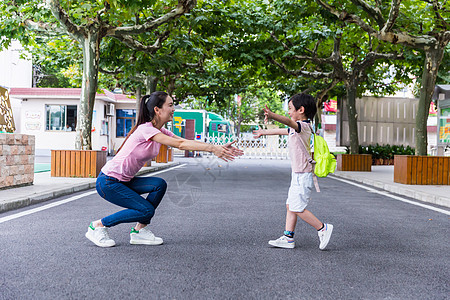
[{"xmin": 171, "ymin": 109, "xmax": 232, "ymax": 141}]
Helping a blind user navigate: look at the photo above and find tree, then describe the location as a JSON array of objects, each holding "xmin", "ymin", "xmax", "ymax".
[
  {"xmin": 31, "ymin": 36, "xmax": 80, "ymax": 88},
  {"xmin": 211, "ymin": 0, "xmax": 407, "ymax": 153},
  {"xmin": 1, "ymin": 0, "xmax": 195, "ymax": 149},
  {"xmin": 316, "ymin": 0, "xmax": 450, "ymax": 155},
  {"xmin": 32, "ymin": 35, "xmax": 120, "ymax": 90}
]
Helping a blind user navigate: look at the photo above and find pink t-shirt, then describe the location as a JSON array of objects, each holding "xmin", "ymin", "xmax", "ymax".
[
  {"xmin": 288, "ymin": 121, "xmax": 313, "ymax": 173},
  {"xmin": 101, "ymin": 122, "xmax": 174, "ymax": 181}
]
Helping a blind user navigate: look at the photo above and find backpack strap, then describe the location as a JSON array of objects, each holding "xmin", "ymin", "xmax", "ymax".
[{"xmin": 295, "ymin": 124, "xmax": 320, "ymax": 193}]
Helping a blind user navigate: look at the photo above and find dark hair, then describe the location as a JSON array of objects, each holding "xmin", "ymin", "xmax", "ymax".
[
  {"xmin": 288, "ymin": 93, "xmax": 317, "ymax": 120},
  {"xmin": 117, "ymin": 91, "xmax": 168, "ymax": 153},
  {"xmin": 139, "ymin": 91, "xmax": 169, "ymax": 124}
]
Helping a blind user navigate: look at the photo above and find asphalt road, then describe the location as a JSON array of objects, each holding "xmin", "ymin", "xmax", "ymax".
[{"xmin": 0, "ymin": 158, "xmax": 449, "ymax": 300}]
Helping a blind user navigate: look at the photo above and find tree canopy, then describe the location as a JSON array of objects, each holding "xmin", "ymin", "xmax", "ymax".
[
  {"xmin": 1, "ymin": 0, "xmax": 195, "ymax": 149},
  {"xmin": 316, "ymin": 0, "xmax": 450, "ymax": 154},
  {"xmin": 1, "ymin": 0, "xmax": 448, "ymax": 154}
]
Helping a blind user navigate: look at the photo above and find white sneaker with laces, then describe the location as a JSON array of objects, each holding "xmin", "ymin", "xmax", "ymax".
[
  {"xmin": 130, "ymin": 227, "xmax": 163, "ymax": 245},
  {"xmin": 85, "ymin": 223, "xmax": 116, "ymax": 247},
  {"xmin": 268, "ymin": 235, "xmax": 295, "ymax": 249},
  {"xmin": 318, "ymin": 223, "xmax": 333, "ymax": 250}
]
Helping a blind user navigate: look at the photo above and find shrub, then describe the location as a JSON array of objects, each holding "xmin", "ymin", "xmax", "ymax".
[{"xmin": 345, "ymin": 144, "xmax": 415, "ymax": 159}]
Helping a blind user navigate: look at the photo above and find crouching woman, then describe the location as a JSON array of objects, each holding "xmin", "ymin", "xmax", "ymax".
[{"xmin": 85, "ymin": 91, "xmax": 243, "ymax": 247}]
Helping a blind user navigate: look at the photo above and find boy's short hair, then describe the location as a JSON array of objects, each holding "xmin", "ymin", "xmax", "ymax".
[{"xmin": 289, "ymin": 93, "xmax": 317, "ymax": 120}]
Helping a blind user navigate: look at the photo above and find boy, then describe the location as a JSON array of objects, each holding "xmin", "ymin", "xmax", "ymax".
[{"xmin": 253, "ymin": 93, "xmax": 333, "ymax": 250}]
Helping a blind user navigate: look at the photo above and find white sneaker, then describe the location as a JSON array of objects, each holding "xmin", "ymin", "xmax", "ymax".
[
  {"xmin": 318, "ymin": 223, "xmax": 333, "ymax": 250},
  {"xmin": 268, "ymin": 235, "xmax": 295, "ymax": 249},
  {"xmin": 130, "ymin": 227, "xmax": 163, "ymax": 245},
  {"xmin": 85, "ymin": 223, "xmax": 116, "ymax": 247}
]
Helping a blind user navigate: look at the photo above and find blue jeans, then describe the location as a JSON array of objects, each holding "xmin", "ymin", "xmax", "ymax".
[{"xmin": 96, "ymin": 172, "xmax": 167, "ymax": 227}]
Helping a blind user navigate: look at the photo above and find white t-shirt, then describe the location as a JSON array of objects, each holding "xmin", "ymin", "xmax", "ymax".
[{"xmin": 288, "ymin": 121, "xmax": 313, "ymax": 173}]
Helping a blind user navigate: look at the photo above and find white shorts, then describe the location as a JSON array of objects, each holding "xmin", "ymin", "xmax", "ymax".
[{"xmin": 286, "ymin": 172, "xmax": 313, "ymax": 212}]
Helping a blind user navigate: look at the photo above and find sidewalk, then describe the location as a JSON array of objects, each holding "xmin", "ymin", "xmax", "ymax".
[
  {"xmin": 0, "ymin": 161, "xmax": 180, "ymax": 213},
  {"xmin": 333, "ymin": 165, "xmax": 450, "ymax": 208}
]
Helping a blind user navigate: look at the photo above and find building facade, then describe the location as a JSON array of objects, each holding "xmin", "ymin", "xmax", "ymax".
[{"xmin": 9, "ymin": 88, "xmax": 136, "ymax": 155}]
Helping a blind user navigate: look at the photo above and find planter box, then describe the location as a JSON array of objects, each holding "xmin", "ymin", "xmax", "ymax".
[
  {"xmin": 394, "ymin": 155, "xmax": 450, "ymax": 185},
  {"xmin": 337, "ymin": 154, "xmax": 372, "ymax": 171},
  {"xmin": 155, "ymin": 144, "xmax": 169, "ymax": 163},
  {"xmin": 168, "ymin": 147, "xmax": 173, "ymax": 162},
  {"xmin": 51, "ymin": 150, "xmax": 107, "ymax": 178},
  {"xmin": 0, "ymin": 133, "xmax": 35, "ymax": 189}
]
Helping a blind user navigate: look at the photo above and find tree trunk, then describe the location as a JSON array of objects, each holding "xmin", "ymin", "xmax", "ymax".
[
  {"xmin": 146, "ymin": 75, "xmax": 158, "ymax": 94},
  {"xmin": 75, "ymin": 32, "xmax": 101, "ymax": 150},
  {"xmin": 235, "ymin": 110, "xmax": 242, "ymax": 136},
  {"xmin": 314, "ymin": 105, "xmax": 323, "ymax": 135},
  {"xmin": 135, "ymin": 86, "xmax": 141, "ymax": 122},
  {"xmin": 346, "ymin": 83, "xmax": 359, "ymax": 154},
  {"xmin": 235, "ymin": 123, "xmax": 241, "ymax": 136},
  {"xmin": 167, "ymin": 77, "xmax": 176, "ymax": 98},
  {"xmin": 415, "ymin": 47, "xmax": 445, "ymax": 155}
]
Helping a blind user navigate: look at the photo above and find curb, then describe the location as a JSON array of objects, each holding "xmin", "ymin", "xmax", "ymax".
[
  {"xmin": 331, "ymin": 173, "xmax": 450, "ymax": 208},
  {"xmin": 0, "ymin": 162, "xmax": 180, "ymax": 214}
]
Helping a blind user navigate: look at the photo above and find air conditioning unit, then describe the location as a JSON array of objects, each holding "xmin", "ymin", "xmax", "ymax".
[{"xmin": 106, "ymin": 103, "xmax": 115, "ymax": 116}]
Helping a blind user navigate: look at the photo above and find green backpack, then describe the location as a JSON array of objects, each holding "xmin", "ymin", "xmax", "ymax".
[{"xmin": 312, "ymin": 134, "xmax": 336, "ymax": 177}]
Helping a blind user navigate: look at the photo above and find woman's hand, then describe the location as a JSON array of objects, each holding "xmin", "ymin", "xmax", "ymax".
[
  {"xmin": 212, "ymin": 141, "xmax": 243, "ymax": 161},
  {"xmin": 224, "ymin": 141, "xmax": 244, "ymax": 157}
]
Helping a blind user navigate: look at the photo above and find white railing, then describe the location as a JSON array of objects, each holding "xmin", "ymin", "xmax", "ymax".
[
  {"xmin": 173, "ymin": 134, "xmax": 290, "ymax": 159},
  {"xmin": 204, "ymin": 134, "xmax": 290, "ymax": 159}
]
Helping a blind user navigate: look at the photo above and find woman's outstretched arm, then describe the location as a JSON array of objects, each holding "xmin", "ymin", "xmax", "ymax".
[{"xmin": 151, "ymin": 133, "xmax": 243, "ymax": 161}]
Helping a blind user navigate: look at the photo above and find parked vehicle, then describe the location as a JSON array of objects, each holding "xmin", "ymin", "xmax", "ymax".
[{"xmin": 170, "ymin": 109, "xmax": 233, "ymax": 141}]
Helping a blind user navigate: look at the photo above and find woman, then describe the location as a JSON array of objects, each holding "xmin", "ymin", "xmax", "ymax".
[{"xmin": 86, "ymin": 91, "xmax": 243, "ymax": 247}]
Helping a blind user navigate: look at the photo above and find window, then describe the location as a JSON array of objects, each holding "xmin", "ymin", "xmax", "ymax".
[
  {"xmin": 217, "ymin": 124, "xmax": 228, "ymax": 134},
  {"xmin": 45, "ymin": 105, "xmax": 77, "ymax": 131},
  {"xmin": 116, "ymin": 109, "xmax": 136, "ymax": 137}
]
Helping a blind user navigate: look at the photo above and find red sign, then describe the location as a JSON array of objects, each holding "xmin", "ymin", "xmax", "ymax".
[
  {"xmin": 429, "ymin": 102, "xmax": 437, "ymax": 115},
  {"xmin": 324, "ymin": 99, "xmax": 337, "ymax": 112}
]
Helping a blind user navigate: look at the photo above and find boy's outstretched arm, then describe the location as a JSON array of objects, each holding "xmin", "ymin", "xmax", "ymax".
[
  {"xmin": 264, "ymin": 104, "xmax": 298, "ymax": 131},
  {"xmin": 253, "ymin": 128, "xmax": 288, "ymax": 138}
]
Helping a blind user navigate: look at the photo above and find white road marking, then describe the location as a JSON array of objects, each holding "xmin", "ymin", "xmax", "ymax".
[
  {"xmin": 140, "ymin": 163, "xmax": 186, "ymax": 177},
  {"xmin": 0, "ymin": 191, "xmax": 97, "ymax": 224},
  {"xmin": 0, "ymin": 164, "xmax": 188, "ymax": 224},
  {"xmin": 329, "ymin": 176, "xmax": 450, "ymax": 216}
]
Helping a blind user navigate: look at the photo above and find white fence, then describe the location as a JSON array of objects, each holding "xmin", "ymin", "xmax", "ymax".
[{"xmin": 205, "ymin": 135, "xmax": 290, "ymax": 159}]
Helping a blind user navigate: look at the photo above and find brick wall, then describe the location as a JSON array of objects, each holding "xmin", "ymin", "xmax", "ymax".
[{"xmin": 0, "ymin": 133, "xmax": 35, "ymax": 189}]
